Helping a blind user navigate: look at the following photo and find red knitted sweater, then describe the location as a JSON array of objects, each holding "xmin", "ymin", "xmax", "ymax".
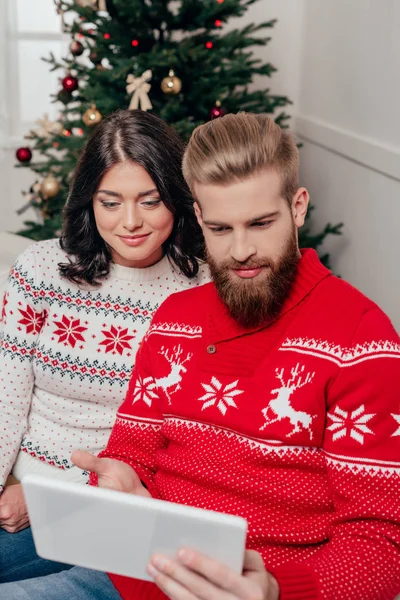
[{"xmin": 95, "ymin": 250, "xmax": 400, "ymax": 600}]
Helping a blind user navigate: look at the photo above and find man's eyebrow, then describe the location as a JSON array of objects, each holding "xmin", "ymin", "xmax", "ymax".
[
  {"xmin": 245, "ymin": 211, "xmax": 280, "ymax": 225},
  {"xmin": 203, "ymin": 211, "xmax": 280, "ymax": 227}
]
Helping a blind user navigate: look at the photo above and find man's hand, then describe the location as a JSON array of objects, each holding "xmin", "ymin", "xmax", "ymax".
[
  {"xmin": 0, "ymin": 484, "xmax": 30, "ymax": 533},
  {"xmin": 71, "ymin": 450, "xmax": 151, "ymax": 497},
  {"xmin": 147, "ymin": 548, "xmax": 280, "ymax": 600}
]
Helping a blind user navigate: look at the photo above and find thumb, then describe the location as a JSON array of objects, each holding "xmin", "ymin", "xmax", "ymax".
[
  {"xmin": 71, "ymin": 450, "xmax": 105, "ymax": 475},
  {"xmin": 243, "ymin": 550, "xmax": 266, "ymax": 573}
]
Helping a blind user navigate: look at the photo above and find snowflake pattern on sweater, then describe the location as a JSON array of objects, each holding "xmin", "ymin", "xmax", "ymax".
[
  {"xmin": 96, "ymin": 250, "xmax": 400, "ymax": 600},
  {"xmin": 0, "ymin": 239, "xmax": 209, "ymax": 487}
]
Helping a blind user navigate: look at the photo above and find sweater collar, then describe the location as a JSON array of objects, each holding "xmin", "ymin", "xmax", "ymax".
[
  {"xmin": 108, "ymin": 255, "xmax": 172, "ymax": 283},
  {"xmin": 207, "ymin": 249, "xmax": 331, "ymax": 343}
]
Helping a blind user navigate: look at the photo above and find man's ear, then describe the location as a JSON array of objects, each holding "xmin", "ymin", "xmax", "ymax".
[
  {"xmin": 194, "ymin": 201, "xmax": 203, "ymax": 228},
  {"xmin": 292, "ymin": 187, "xmax": 309, "ymax": 228}
]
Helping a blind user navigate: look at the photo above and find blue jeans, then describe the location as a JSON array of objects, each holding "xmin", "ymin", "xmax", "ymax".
[
  {"xmin": 0, "ymin": 565, "xmax": 121, "ymax": 599},
  {"xmin": 0, "ymin": 526, "xmax": 72, "ymax": 582}
]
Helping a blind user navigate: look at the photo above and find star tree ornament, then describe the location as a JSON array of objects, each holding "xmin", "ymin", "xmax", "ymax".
[
  {"xmin": 32, "ymin": 114, "xmax": 63, "ymax": 139},
  {"xmin": 126, "ymin": 70, "xmax": 153, "ymax": 111}
]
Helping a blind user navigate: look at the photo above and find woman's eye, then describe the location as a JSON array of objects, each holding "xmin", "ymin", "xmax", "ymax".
[
  {"xmin": 141, "ymin": 199, "xmax": 162, "ymax": 208},
  {"xmin": 100, "ymin": 201, "xmax": 120, "ymax": 209}
]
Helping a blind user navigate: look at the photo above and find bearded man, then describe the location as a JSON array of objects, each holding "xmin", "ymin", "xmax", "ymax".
[{"xmin": 8, "ymin": 113, "xmax": 400, "ymax": 600}]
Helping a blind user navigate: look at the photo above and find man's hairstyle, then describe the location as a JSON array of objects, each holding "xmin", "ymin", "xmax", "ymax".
[{"xmin": 182, "ymin": 112, "xmax": 299, "ymax": 205}]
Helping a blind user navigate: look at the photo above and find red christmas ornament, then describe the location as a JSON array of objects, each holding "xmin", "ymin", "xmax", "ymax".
[
  {"xmin": 103, "ymin": 33, "xmax": 110, "ymax": 40},
  {"xmin": 62, "ymin": 75, "xmax": 78, "ymax": 92},
  {"xmin": 16, "ymin": 147, "xmax": 32, "ymax": 163},
  {"xmin": 215, "ymin": 19, "xmax": 222, "ymax": 27},
  {"xmin": 205, "ymin": 41, "xmax": 213, "ymax": 49},
  {"xmin": 70, "ymin": 40, "xmax": 84, "ymax": 56},
  {"xmin": 131, "ymin": 39, "xmax": 139, "ymax": 47},
  {"xmin": 209, "ymin": 101, "xmax": 226, "ymax": 120},
  {"xmin": 89, "ymin": 51, "xmax": 102, "ymax": 65}
]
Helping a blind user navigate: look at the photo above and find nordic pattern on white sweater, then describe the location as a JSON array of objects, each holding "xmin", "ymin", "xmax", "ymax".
[{"xmin": 0, "ymin": 239, "xmax": 209, "ymax": 489}]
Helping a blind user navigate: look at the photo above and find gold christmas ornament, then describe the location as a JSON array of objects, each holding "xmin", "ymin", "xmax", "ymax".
[
  {"xmin": 82, "ymin": 104, "xmax": 103, "ymax": 126},
  {"xmin": 161, "ymin": 70, "xmax": 182, "ymax": 95},
  {"xmin": 40, "ymin": 174, "xmax": 61, "ymax": 199}
]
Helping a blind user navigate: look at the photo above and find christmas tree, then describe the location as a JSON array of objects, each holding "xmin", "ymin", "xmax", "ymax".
[{"xmin": 15, "ymin": 0, "xmax": 342, "ymax": 265}]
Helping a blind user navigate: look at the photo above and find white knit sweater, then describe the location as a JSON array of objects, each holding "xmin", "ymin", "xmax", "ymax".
[{"xmin": 0, "ymin": 239, "xmax": 209, "ymax": 489}]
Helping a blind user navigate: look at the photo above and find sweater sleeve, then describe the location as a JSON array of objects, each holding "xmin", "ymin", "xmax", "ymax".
[
  {"xmin": 0, "ymin": 245, "xmax": 46, "ymax": 491},
  {"xmin": 273, "ymin": 308, "xmax": 400, "ymax": 600},
  {"xmin": 92, "ymin": 335, "xmax": 166, "ymax": 498}
]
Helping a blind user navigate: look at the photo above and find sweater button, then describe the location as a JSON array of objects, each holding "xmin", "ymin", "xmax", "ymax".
[{"xmin": 207, "ymin": 344, "xmax": 216, "ymax": 354}]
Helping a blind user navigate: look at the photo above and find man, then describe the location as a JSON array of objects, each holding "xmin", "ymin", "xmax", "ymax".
[{"xmin": 4, "ymin": 113, "xmax": 400, "ymax": 599}]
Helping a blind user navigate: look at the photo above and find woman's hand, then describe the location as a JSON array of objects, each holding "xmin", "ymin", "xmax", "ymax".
[{"xmin": 0, "ymin": 484, "xmax": 30, "ymax": 533}]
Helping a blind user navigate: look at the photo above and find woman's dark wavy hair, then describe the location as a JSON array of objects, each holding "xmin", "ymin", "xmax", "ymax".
[{"xmin": 59, "ymin": 109, "xmax": 204, "ymax": 286}]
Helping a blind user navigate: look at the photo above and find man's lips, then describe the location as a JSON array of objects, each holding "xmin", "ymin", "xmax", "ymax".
[{"xmin": 231, "ymin": 266, "xmax": 265, "ymax": 279}]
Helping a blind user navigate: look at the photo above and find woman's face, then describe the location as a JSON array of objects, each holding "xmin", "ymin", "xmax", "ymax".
[{"xmin": 93, "ymin": 161, "xmax": 174, "ymax": 268}]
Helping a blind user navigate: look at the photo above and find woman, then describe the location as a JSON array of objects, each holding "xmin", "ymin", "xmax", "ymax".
[{"xmin": 0, "ymin": 109, "xmax": 208, "ymax": 582}]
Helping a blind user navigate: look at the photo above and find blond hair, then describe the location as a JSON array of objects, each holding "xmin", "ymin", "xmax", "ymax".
[{"xmin": 182, "ymin": 112, "xmax": 299, "ymax": 205}]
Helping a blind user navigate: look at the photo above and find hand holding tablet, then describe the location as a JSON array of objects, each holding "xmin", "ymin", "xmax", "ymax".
[
  {"xmin": 71, "ymin": 450, "xmax": 151, "ymax": 497},
  {"xmin": 22, "ymin": 474, "xmax": 247, "ymax": 583}
]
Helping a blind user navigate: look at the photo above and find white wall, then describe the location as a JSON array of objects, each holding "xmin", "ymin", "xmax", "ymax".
[
  {"xmin": 236, "ymin": 0, "xmax": 304, "ymax": 108},
  {"xmin": 296, "ymin": 0, "xmax": 400, "ymax": 329}
]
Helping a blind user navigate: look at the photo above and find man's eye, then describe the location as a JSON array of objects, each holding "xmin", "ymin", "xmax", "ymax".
[
  {"xmin": 210, "ymin": 227, "xmax": 228, "ymax": 233},
  {"xmin": 251, "ymin": 221, "xmax": 272, "ymax": 228}
]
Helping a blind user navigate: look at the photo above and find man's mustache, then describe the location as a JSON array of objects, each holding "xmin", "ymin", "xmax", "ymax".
[{"xmin": 218, "ymin": 259, "xmax": 273, "ymax": 271}]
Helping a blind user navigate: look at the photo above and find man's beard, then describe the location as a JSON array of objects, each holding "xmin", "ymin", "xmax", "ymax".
[{"xmin": 208, "ymin": 228, "xmax": 299, "ymax": 329}]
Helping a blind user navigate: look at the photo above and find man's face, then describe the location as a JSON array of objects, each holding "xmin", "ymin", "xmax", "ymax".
[{"xmin": 194, "ymin": 169, "xmax": 309, "ymax": 328}]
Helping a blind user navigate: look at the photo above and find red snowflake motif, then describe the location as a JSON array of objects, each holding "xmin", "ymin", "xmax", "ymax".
[
  {"xmin": 99, "ymin": 325, "xmax": 134, "ymax": 355},
  {"xmin": 18, "ymin": 303, "xmax": 46, "ymax": 334},
  {"xmin": 0, "ymin": 292, "xmax": 8, "ymax": 324},
  {"xmin": 53, "ymin": 315, "xmax": 87, "ymax": 348}
]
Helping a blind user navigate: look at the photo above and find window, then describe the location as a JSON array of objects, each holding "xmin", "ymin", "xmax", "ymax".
[{"xmin": 1, "ymin": 0, "xmax": 69, "ymax": 144}]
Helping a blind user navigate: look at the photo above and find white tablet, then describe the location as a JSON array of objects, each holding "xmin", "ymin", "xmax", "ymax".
[{"xmin": 22, "ymin": 475, "xmax": 247, "ymax": 582}]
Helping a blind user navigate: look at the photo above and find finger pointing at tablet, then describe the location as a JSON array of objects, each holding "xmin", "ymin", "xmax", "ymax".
[{"xmin": 71, "ymin": 450, "xmax": 151, "ymax": 497}]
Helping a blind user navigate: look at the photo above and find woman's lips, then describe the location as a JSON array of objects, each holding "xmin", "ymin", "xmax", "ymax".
[{"xmin": 118, "ymin": 233, "xmax": 151, "ymax": 246}]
